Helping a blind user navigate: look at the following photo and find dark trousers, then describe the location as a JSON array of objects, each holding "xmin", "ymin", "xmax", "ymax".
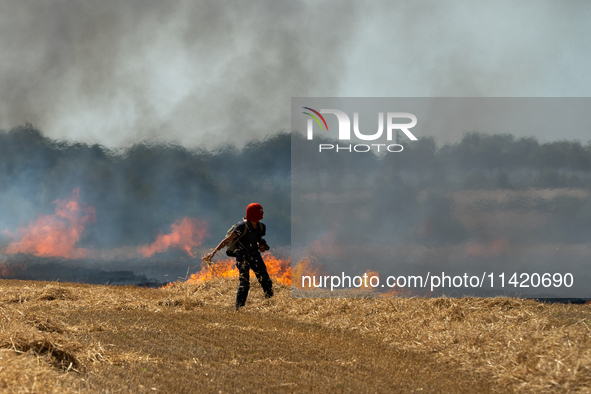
[{"xmin": 235, "ymin": 250, "xmax": 273, "ymax": 308}]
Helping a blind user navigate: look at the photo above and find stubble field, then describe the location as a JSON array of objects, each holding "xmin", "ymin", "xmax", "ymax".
[{"xmin": 0, "ymin": 277, "xmax": 590, "ymax": 393}]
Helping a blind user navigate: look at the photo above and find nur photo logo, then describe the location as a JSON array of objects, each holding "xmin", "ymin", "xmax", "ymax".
[{"xmin": 302, "ymin": 107, "xmax": 418, "ymax": 153}]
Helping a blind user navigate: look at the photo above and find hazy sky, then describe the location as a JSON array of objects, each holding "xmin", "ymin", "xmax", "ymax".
[{"xmin": 1, "ymin": 0, "xmax": 590, "ymax": 149}]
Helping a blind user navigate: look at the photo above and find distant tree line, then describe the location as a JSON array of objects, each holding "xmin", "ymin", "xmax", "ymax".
[
  {"xmin": 2, "ymin": 126, "xmax": 591, "ymax": 250},
  {"xmin": 0, "ymin": 125, "xmax": 290, "ymax": 248}
]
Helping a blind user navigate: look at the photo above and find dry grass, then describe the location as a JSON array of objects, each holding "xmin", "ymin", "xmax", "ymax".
[
  {"xmin": 0, "ymin": 278, "xmax": 589, "ymax": 393},
  {"xmin": 166, "ymin": 279, "xmax": 591, "ymax": 393}
]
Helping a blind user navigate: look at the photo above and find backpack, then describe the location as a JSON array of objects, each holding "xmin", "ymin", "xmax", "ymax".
[{"xmin": 225, "ymin": 219, "xmax": 264, "ymax": 257}]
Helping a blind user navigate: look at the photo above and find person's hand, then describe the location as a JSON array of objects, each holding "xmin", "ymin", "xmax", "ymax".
[{"xmin": 203, "ymin": 250, "xmax": 216, "ymax": 262}]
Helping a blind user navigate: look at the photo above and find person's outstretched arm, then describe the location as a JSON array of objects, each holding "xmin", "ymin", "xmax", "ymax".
[{"xmin": 204, "ymin": 232, "xmax": 237, "ymax": 261}]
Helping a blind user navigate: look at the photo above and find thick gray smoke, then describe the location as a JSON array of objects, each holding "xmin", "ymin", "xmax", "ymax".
[
  {"xmin": 0, "ymin": 0, "xmax": 358, "ymax": 148},
  {"xmin": 343, "ymin": 0, "xmax": 591, "ymax": 99},
  {"xmin": 3, "ymin": 1, "xmax": 591, "ymax": 150}
]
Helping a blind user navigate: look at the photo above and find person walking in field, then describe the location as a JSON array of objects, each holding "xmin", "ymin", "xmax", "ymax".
[{"xmin": 204, "ymin": 203, "xmax": 273, "ymax": 310}]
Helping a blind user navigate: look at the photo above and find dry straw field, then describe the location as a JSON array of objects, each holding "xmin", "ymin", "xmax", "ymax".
[{"xmin": 0, "ymin": 275, "xmax": 590, "ymax": 393}]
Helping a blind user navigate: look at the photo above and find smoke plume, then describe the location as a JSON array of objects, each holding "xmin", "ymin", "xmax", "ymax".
[{"xmin": 0, "ymin": 0, "xmax": 359, "ymax": 149}]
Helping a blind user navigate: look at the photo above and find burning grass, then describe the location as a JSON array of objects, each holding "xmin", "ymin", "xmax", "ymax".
[
  {"xmin": 0, "ymin": 276, "xmax": 589, "ymax": 392},
  {"xmin": 185, "ymin": 253, "xmax": 292, "ymax": 286},
  {"xmin": 3, "ymin": 189, "xmax": 96, "ymax": 259}
]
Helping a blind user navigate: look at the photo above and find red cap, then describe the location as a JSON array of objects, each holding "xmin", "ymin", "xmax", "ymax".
[{"xmin": 246, "ymin": 203, "xmax": 264, "ymax": 222}]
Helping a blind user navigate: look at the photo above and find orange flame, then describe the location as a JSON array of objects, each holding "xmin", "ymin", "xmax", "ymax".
[
  {"xmin": 290, "ymin": 257, "xmax": 321, "ymax": 289},
  {"xmin": 138, "ymin": 217, "xmax": 208, "ymax": 257},
  {"xmin": 361, "ymin": 270, "xmax": 380, "ymax": 290},
  {"xmin": 185, "ymin": 253, "xmax": 293, "ymax": 285},
  {"xmin": 3, "ymin": 189, "xmax": 96, "ymax": 259},
  {"xmin": 187, "ymin": 257, "xmax": 239, "ymax": 283},
  {"xmin": 261, "ymin": 254, "xmax": 292, "ymax": 285}
]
